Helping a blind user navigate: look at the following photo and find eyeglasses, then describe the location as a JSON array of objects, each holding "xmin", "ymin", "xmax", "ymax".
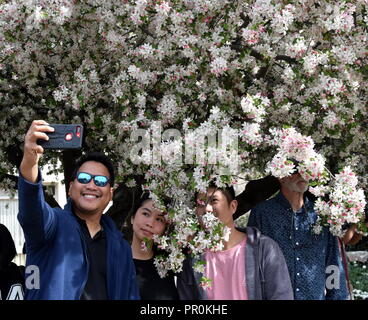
[{"xmin": 76, "ymin": 172, "xmax": 110, "ymax": 187}]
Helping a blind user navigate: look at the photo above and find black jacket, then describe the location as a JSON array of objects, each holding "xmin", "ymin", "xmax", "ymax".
[
  {"xmin": 177, "ymin": 227, "xmax": 293, "ymax": 300},
  {"xmin": 0, "ymin": 224, "xmax": 25, "ymax": 300}
]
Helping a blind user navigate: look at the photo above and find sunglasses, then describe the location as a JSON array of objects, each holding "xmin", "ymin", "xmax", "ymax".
[{"xmin": 76, "ymin": 172, "xmax": 110, "ymax": 187}]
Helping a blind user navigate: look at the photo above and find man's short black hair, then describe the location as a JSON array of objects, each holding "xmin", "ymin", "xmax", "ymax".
[
  {"xmin": 71, "ymin": 152, "xmax": 115, "ymax": 187},
  {"xmin": 195, "ymin": 182, "xmax": 236, "ymax": 205},
  {"xmin": 209, "ymin": 182, "xmax": 235, "ymax": 204}
]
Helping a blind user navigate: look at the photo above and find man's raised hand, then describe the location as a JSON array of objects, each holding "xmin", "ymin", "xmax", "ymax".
[{"xmin": 20, "ymin": 120, "xmax": 54, "ymax": 183}]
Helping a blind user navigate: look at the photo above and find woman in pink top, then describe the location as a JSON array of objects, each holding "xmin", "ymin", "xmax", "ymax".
[{"xmin": 177, "ymin": 184, "xmax": 293, "ymax": 300}]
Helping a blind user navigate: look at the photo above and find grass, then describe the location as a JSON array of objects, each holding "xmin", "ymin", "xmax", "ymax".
[{"xmin": 348, "ymin": 261, "xmax": 368, "ymax": 300}]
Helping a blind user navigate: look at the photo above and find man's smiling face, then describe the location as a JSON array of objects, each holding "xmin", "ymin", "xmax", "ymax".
[
  {"xmin": 68, "ymin": 161, "xmax": 113, "ymax": 217},
  {"xmin": 195, "ymin": 187, "xmax": 237, "ymax": 228}
]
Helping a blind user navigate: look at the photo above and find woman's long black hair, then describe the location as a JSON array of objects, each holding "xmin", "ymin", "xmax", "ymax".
[
  {"xmin": 122, "ymin": 192, "xmax": 174, "ymax": 259},
  {"xmin": 122, "ymin": 192, "xmax": 152, "ymax": 243}
]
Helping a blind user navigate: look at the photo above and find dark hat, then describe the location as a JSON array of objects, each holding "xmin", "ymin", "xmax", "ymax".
[{"xmin": 234, "ymin": 175, "xmax": 281, "ymax": 220}]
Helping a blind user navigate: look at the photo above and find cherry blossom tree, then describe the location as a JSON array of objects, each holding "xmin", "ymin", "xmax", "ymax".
[{"xmin": 1, "ymin": 0, "xmax": 367, "ymax": 274}]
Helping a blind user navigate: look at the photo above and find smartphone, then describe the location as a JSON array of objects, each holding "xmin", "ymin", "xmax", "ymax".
[{"xmin": 37, "ymin": 124, "xmax": 84, "ymax": 149}]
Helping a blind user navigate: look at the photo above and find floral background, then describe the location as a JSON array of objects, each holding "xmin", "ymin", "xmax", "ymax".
[{"xmin": 1, "ymin": 0, "xmax": 367, "ymax": 278}]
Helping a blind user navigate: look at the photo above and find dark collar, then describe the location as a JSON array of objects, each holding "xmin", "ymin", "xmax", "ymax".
[
  {"xmin": 275, "ymin": 191, "xmax": 313, "ymax": 213},
  {"xmin": 64, "ymin": 198, "xmax": 104, "ymax": 233}
]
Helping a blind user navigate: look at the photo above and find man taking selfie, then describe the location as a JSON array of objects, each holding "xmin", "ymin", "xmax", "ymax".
[{"xmin": 18, "ymin": 120, "xmax": 140, "ymax": 300}]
